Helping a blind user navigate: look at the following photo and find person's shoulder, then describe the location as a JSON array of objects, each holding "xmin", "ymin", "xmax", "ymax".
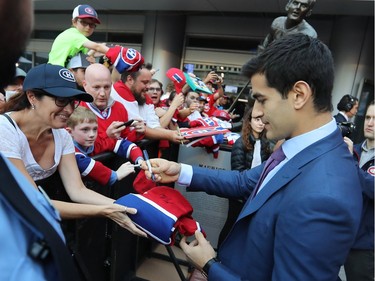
[
  {"xmin": 53, "ymin": 128, "xmax": 72, "ymax": 140},
  {"xmin": 113, "ymin": 81, "xmax": 135, "ymax": 101},
  {"xmin": 299, "ymin": 20, "xmax": 317, "ymax": 37},
  {"xmin": 111, "ymin": 81, "xmax": 135, "ymax": 103},
  {"xmin": 55, "ymin": 27, "xmax": 81, "ymax": 38},
  {"xmin": 272, "ymin": 16, "xmax": 287, "ymax": 27},
  {"xmin": 112, "ymin": 100, "xmax": 127, "ymax": 111},
  {"xmin": 233, "ymin": 137, "xmax": 245, "ymax": 148}
]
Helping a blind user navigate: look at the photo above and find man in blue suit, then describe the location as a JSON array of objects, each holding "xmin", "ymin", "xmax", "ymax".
[
  {"xmin": 344, "ymin": 100, "xmax": 374, "ymax": 281},
  {"xmin": 143, "ymin": 34, "xmax": 363, "ymax": 281}
]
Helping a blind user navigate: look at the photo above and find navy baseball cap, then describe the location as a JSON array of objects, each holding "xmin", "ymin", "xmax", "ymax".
[
  {"xmin": 72, "ymin": 4, "xmax": 100, "ymax": 24},
  {"xmin": 23, "ymin": 64, "xmax": 93, "ymax": 102}
]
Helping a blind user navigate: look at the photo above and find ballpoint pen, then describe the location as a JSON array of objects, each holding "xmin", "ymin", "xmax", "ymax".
[
  {"xmin": 143, "ymin": 150, "xmax": 156, "ymax": 181},
  {"xmin": 176, "ymin": 125, "xmax": 184, "ymax": 145}
]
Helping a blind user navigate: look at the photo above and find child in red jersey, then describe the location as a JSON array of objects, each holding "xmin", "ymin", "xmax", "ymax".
[{"xmin": 67, "ymin": 107, "xmax": 143, "ymax": 186}]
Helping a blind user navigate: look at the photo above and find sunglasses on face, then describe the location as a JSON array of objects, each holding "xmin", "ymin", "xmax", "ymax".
[
  {"xmin": 32, "ymin": 90, "xmax": 81, "ymax": 109},
  {"xmin": 43, "ymin": 94, "xmax": 80, "ymax": 110},
  {"xmin": 53, "ymin": 96, "xmax": 81, "ymax": 109}
]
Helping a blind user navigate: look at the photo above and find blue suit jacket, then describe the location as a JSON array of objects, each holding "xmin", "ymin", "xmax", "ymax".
[
  {"xmin": 352, "ymin": 142, "xmax": 374, "ymax": 250},
  {"xmin": 188, "ymin": 129, "xmax": 362, "ymax": 281}
]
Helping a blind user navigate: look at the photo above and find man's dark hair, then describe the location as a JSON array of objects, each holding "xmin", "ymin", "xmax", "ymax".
[
  {"xmin": 337, "ymin": 94, "xmax": 359, "ymax": 112},
  {"xmin": 120, "ymin": 62, "xmax": 153, "ymax": 83},
  {"xmin": 242, "ymin": 33, "xmax": 334, "ymax": 112}
]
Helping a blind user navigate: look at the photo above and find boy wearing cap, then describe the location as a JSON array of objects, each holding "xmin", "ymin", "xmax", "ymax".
[
  {"xmin": 67, "ymin": 107, "xmax": 144, "ymax": 187},
  {"xmin": 48, "ymin": 4, "xmax": 109, "ymax": 67}
]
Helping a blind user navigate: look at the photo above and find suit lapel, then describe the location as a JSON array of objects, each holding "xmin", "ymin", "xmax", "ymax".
[
  {"xmin": 238, "ymin": 163, "xmax": 300, "ymax": 219},
  {"xmin": 237, "ymin": 129, "xmax": 343, "ymax": 220}
]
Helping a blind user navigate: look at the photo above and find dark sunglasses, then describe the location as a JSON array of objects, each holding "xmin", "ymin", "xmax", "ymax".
[
  {"xmin": 33, "ymin": 90, "xmax": 81, "ymax": 109},
  {"xmin": 53, "ymin": 96, "xmax": 81, "ymax": 109}
]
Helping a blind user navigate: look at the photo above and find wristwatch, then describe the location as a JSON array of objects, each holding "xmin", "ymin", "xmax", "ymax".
[{"xmin": 202, "ymin": 257, "xmax": 220, "ymax": 277}]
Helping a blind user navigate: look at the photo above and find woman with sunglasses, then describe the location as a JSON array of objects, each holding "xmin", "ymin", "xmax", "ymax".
[{"xmin": 0, "ymin": 64, "xmax": 146, "ymax": 237}]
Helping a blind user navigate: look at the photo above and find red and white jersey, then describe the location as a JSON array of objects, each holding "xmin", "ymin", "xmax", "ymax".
[
  {"xmin": 79, "ymin": 102, "xmax": 142, "ymax": 143},
  {"xmin": 111, "ymin": 81, "xmax": 161, "ymax": 129},
  {"xmin": 74, "ymin": 147, "xmax": 112, "ymax": 186}
]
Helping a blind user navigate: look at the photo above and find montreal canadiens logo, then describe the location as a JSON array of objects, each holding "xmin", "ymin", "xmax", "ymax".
[
  {"xmin": 367, "ymin": 166, "xmax": 375, "ymax": 176},
  {"xmin": 84, "ymin": 7, "xmax": 95, "ymax": 16},
  {"xmin": 126, "ymin": 48, "xmax": 139, "ymax": 62},
  {"xmin": 59, "ymin": 69, "xmax": 76, "ymax": 82}
]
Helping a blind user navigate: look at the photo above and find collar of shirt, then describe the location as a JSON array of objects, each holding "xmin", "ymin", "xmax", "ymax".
[
  {"xmin": 258, "ymin": 118, "xmax": 337, "ymax": 192},
  {"xmin": 338, "ymin": 111, "xmax": 349, "ymax": 121},
  {"xmin": 282, "ymin": 118, "xmax": 337, "ymax": 161},
  {"xmin": 361, "ymin": 140, "xmax": 373, "ymax": 152},
  {"xmin": 73, "ymin": 140, "xmax": 94, "ymax": 155}
]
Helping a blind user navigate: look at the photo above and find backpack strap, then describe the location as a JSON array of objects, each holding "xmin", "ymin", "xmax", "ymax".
[
  {"xmin": 2, "ymin": 113, "xmax": 16, "ymax": 128},
  {"xmin": 0, "ymin": 155, "xmax": 81, "ymax": 280}
]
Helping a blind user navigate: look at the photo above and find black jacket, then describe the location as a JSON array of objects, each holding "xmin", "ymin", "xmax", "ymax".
[{"xmin": 231, "ymin": 135, "xmax": 273, "ymax": 171}]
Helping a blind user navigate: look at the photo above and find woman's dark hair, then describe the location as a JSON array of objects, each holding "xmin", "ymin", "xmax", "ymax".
[
  {"xmin": 120, "ymin": 62, "xmax": 153, "ymax": 82},
  {"xmin": 241, "ymin": 106, "xmax": 270, "ymax": 155}
]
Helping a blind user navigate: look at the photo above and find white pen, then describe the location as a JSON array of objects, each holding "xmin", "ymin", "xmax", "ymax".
[{"xmin": 143, "ymin": 150, "xmax": 156, "ymax": 181}]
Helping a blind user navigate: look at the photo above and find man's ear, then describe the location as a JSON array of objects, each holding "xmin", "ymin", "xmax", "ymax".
[
  {"xmin": 65, "ymin": 127, "xmax": 72, "ymax": 134},
  {"xmin": 306, "ymin": 9, "xmax": 313, "ymax": 17},
  {"xmin": 292, "ymin": 81, "xmax": 312, "ymax": 110}
]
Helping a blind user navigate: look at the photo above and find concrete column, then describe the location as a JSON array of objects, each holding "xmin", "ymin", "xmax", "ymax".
[
  {"xmin": 142, "ymin": 12, "xmax": 186, "ymax": 90},
  {"xmin": 330, "ymin": 16, "xmax": 374, "ymax": 109}
]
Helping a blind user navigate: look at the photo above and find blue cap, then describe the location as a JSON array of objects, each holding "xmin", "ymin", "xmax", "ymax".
[
  {"xmin": 72, "ymin": 4, "xmax": 100, "ymax": 24},
  {"xmin": 23, "ymin": 64, "xmax": 93, "ymax": 102}
]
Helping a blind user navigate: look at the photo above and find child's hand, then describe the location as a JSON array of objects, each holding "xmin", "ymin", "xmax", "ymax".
[{"xmin": 116, "ymin": 162, "xmax": 135, "ymax": 181}]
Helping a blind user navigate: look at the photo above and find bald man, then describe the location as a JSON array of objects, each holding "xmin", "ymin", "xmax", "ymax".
[{"xmin": 81, "ymin": 63, "xmax": 146, "ymax": 144}]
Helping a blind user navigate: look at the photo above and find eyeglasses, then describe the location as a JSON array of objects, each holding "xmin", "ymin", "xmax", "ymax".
[
  {"xmin": 54, "ymin": 97, "xmax": 81, "ymax": 109},
  {"xmin": 77, "ymin": 19, "xmax": 97, "ymax": 29},
  {"xmin": 148, "ymin": 87, "xmax": 161, "ymax": 92},
  {"xmin": 33, "ymin": 90, "xmax": 81, "ymax": 109},
  {"xmin": 45, "ymin": 94, "xmax": 80, "ymax": 109}
]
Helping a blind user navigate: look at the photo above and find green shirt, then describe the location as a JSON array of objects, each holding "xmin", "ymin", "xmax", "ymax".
[{"xmin": 48, "ymin": 27, "xmax": 89, "ymax": 67}]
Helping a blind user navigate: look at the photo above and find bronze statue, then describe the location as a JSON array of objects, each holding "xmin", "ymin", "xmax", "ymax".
[{"xmin": 258, "ymin": 0, "xmax": 317, "ymax": 52}]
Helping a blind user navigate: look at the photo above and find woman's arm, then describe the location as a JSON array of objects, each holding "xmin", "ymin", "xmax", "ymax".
[
  {"xmin": 58, "ymin": 153, "xmax": 115, "ymax": 205},
  {"xmin": 158, "ymin": 93, "xmax": 184, "ymax": 128},
  {"xmin": 9, "ymin": 154, "xmax": 145, "ymax": 236}
]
